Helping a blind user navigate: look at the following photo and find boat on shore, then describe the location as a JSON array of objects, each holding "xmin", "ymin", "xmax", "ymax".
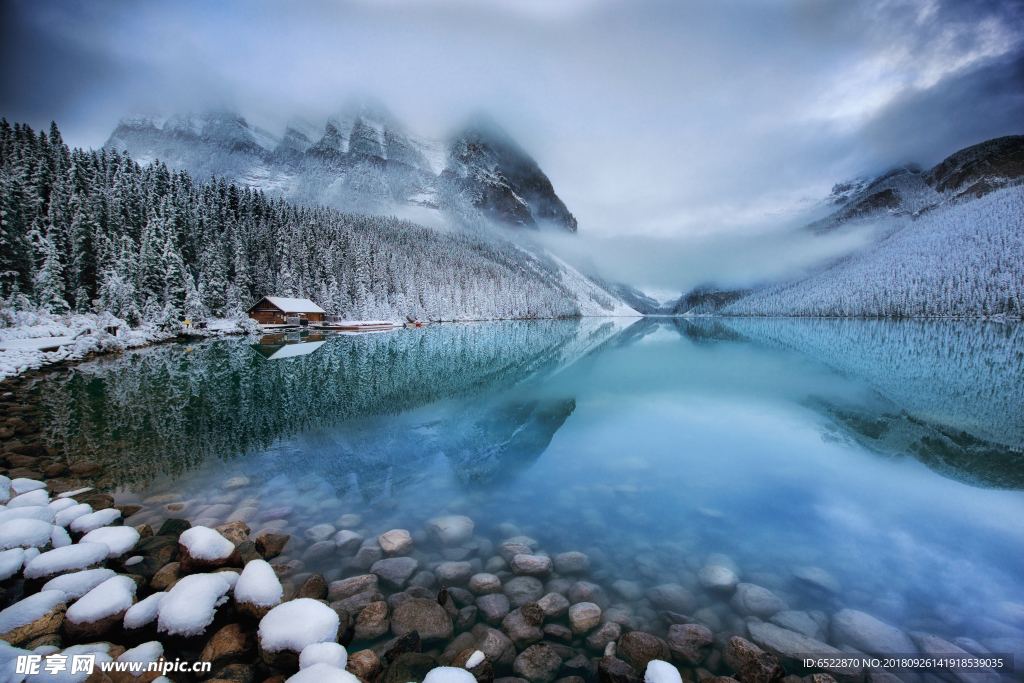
[{"xmin": 314, "ymin": 320, "xmax": 403, "ymax": 331}]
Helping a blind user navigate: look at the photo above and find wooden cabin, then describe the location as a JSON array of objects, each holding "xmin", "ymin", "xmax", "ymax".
[{"xmin": 247, "ymin": 296, "xmax": 326, "ymax": 325}]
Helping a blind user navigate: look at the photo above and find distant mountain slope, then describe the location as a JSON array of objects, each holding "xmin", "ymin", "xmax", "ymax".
[
  {"xmin": 724, "ymin": 184, "xmax": 1023, "ymax": 318},
  {"xmin": 669, "ymin": 285, "xmax": 749, "ymax": 315},
  {"xmin": 677, "ymin": 134, "xmax": 1024, "ymax": 319},
  {"xmin": 808, "ymin": 135, "xmax": 1024, "ymax": 234},
  {"xmin": 104, "ymin": 104, "xmax": 578, "ymax": 232}
]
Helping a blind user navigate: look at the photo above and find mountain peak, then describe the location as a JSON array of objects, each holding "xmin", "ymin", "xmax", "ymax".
[
  {"xmin": 104, "ymin": 106, "xmax": 579, "ymax": 233},
  {"xmin": 446, "ymin": 113, "xmax": 577, "ymax": 232}
]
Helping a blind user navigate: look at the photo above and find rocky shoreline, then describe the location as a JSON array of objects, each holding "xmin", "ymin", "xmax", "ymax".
[{"xmin": 0, "ymin": 369, "xmax": 1020, "ymax": 683}]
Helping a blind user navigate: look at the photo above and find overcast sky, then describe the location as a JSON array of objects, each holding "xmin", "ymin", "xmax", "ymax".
[{"xmin": 2, "ymin": 0, "xmax": 1022, "ymax": 292}]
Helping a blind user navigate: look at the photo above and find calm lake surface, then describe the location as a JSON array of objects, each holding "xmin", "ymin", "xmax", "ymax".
[{"xmin": 29, "ymin": 318, "xmax": 1024, "ymax": 657}]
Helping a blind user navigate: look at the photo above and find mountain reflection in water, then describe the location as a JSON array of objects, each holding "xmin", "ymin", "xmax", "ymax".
[{"xmin": 30, "ymin": 317, "xmax": 1024, "ymax": 494}]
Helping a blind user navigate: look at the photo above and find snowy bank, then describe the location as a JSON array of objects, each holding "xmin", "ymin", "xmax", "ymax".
[{"xmin": 0, "ymin": 299, "xmax": 258, "ymax": 383}]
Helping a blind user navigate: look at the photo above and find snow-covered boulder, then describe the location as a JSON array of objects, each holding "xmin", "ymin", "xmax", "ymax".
[
  {"xmin": 54, "ymin": 503, "xmax": 92, "ymax": 528},
  {"xmin": 287, "ymin": 663, "xmax": 360, "ymax": 683},
  {"xmin": 124, "ymin": 591, "xmax": 166, "ymax": 630},
  {"xmin": 21, "ymin": 548, "xmax": 39, "ymax": 568},
  {"xmin": 0, "ymin": 506, "xmax": 57, "ymax": 525},
  {"xmin": 0, "ymin": 519, "xmax": 53, "ymax": 550},
  {"xmin": 42, "ymin": 567, "xmax": 117, "ymax": 599},
  {"xmin": 47, "ymin": 497, "xmax": 78, "ymax": 513},
  {"xmin": 64, "ymin": 575, "xmax": 137, "ymax": 640},
  {"xmin": 178, "ymin": 525, "xmax": 238, "ymax": 573},
  {"xmin": 0, "ymin": 549, "xmax": 24, "ymax": 581},
  {"xmin": 50, "ymin": 525, "xmax": 72, "ymax": 548},
  {"xmin": 23, "ymin": 542, "xmax": 110, "ymax": 580},
  {"xmin": 69, "ymin": 507, "xmax": 121, "ymax": 534},
  {"xmin": 645, "ymin": 660, "xmax": 683, "ymax": 683},
  {"xmin": 118, "ymin": 641, "xmax": 165, "ymax": 671},
  {"xmin": 80, "ymin": 526, "xmax": 141, "ymax": 558},
  {"xmin": 6, "ymin": 489, "xmax": 49, "ymax": 509},
  {"xmin": 157, "ymin": 572, "xmax": 234, "ymax": 637},
  {"xmin": 300, "ymin": 642, "xmax": 348, "ymax": 669},
  {"xmin": 57, "ymin": 487, "xmax": 92, "ymax": 499},
  {"xmin": 9, "ymin": 479, "xmax": 46, "ymax": 496},
  {"xmin": 258, "ymin": 598, "xmax": 340, "ymax": 669},
  {"xmin": 423, "ymin": 667, "xmax": 478, "ymax": 683},
  {"xmin": 234, "ymin": 559, "xmax": 283, "ymax": 619},
  {"xmin": 0, "ymin": 590, "xmax": 67, "ymax": 646}
]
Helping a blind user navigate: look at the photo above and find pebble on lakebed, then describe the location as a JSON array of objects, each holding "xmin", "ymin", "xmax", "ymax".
[{"xmin": 0, "ymin": 379, "xmax": 1018, "ymax": 683}]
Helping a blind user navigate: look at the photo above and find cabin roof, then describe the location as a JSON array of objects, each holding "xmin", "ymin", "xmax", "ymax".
[{"xmin": 249, "ymin": 296, "xmax": 326, "ymax": 314}]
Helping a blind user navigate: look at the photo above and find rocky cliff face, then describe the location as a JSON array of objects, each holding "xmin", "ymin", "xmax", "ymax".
[
  {"xmin": 444, "ymin": 116, "xmax": 577, "ymax": 232},
  {"xmin": 105, "ymin": 104, "xmax": 578, "ymax": 233},
  {"xmin": 808, "ymin": 134, "xmax": 1024, "ymax": 234}
]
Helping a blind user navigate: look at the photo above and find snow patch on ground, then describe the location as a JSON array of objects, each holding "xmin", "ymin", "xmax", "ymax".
[{"xmin": 0, "ymin": 302, "xmax": 255, "ymax": 383}]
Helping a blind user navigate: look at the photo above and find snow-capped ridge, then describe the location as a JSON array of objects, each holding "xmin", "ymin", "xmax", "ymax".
[{"xmin": 104, "ymin": 102, "xmax": 578, "ymax": 233}]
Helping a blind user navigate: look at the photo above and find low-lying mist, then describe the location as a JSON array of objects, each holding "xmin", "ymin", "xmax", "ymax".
[{"xmin": 528, "ymin": 222, "xmax": 877, "ymax": 297}]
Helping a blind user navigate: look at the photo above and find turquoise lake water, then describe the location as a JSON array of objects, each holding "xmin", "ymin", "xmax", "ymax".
[{"xmin": 30, "ymin": 317, "xmax": 1024, "ymax": 664}]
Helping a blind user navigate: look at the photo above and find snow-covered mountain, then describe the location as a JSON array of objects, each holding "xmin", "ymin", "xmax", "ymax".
[
  {"xmin": 809, "ymin": 135, "xmax": 1024, "ymax": 233},
  {"xmin": 672, "ymin": 135, "xmax": 1024, "ymax": 318},
  {"xmin": 104, "ymin": 104, "xmax": 578, "ymax": 233}
]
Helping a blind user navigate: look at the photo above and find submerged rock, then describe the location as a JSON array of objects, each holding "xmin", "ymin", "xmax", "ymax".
[
  {"xmin": 427, "ymin": 516, "xmax": 475, "ymax": 547},
  {"xmin": 612, "ymin": 580, "xmax": 644, "ymax": 602},
  {"xmin": 477, "ymin": 593, "xmax": 512, "ymax": 626},
  {"xmin": 372, "ymin": 557, "xmax": 420, "ymax": 589},
  {"xmin": 768, "ymin": 611, "xmax": 822, "ymax": 640},
  {"xmin": 830, "ymin": 609, "xmax": 917, "ymax": 656},
  {"xmin": 391, "ymin": 597, "xmax": 454, "ymax": 644},
  {"xmin": 587, "ymin": 621, "xmax": 622, "ymax": 650},
  {"xmin": 792, "ymin": 567, "xmax": 841, "ymax": 594},
  {"xmin": 616, "ymin": 631, "xmax": 670, "ymax": 672},
  {"xmin": 354, "ymin": 600, "xmax": 390, "ymax": 641},
  {"xmin": 437, "ymin": 562, "xmax": 475, "ymax": 586},
  {"xmin": 385, "ymin": 652, "xmax": 439, "ymax": 683},
  {"xmin": 568, "ymin": 602, "xmax": 602, "ymax": 634},
  {"xmin": 510, "ymin": 554, "xmax": 553, "ymax": 577},
  {"xmin": 469, "ymin": 573, "xmax": 503, "ymax": 596},
  {"xmin": 504, "ymin": 576, "xmax": 545, "ymax": 607},
  {"xmin": 746, "ymin": 622, "xmax": 861, "ymax": 683},
  {"xmin": 698, "ymin": 565, "xmax": 739, "ymax": 593},
  {"xmin": 501, "ymin": 603, "xmax": 544, "ymax": 649},
  {"xmin": 646, "ymin": 585, "xmax": 694, "ymax": 614},
  {"xmin": 553, "ymin": 552, "xmax": 590, "ymax": 575},
  {"xmin": 667, "ymin": 624, "xmax": 713, "ymax": 665},
  {"xmin": 568, "ymin": 581, "xmax": 610, "ymax": 609},
  {"xmin": 537, "ymin": 592, "xmax": 570, "ymax": 618},
  {"xmin": 380, "ymin": 529, "xmax": 415, "ymax": 557},
  {"xmin": 514, "ymin": 643, "xmax": 564, "ymax": 683},
  {"xmin": 729, "ymin": 584, "xmax": 788, "ymax": 620}
]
